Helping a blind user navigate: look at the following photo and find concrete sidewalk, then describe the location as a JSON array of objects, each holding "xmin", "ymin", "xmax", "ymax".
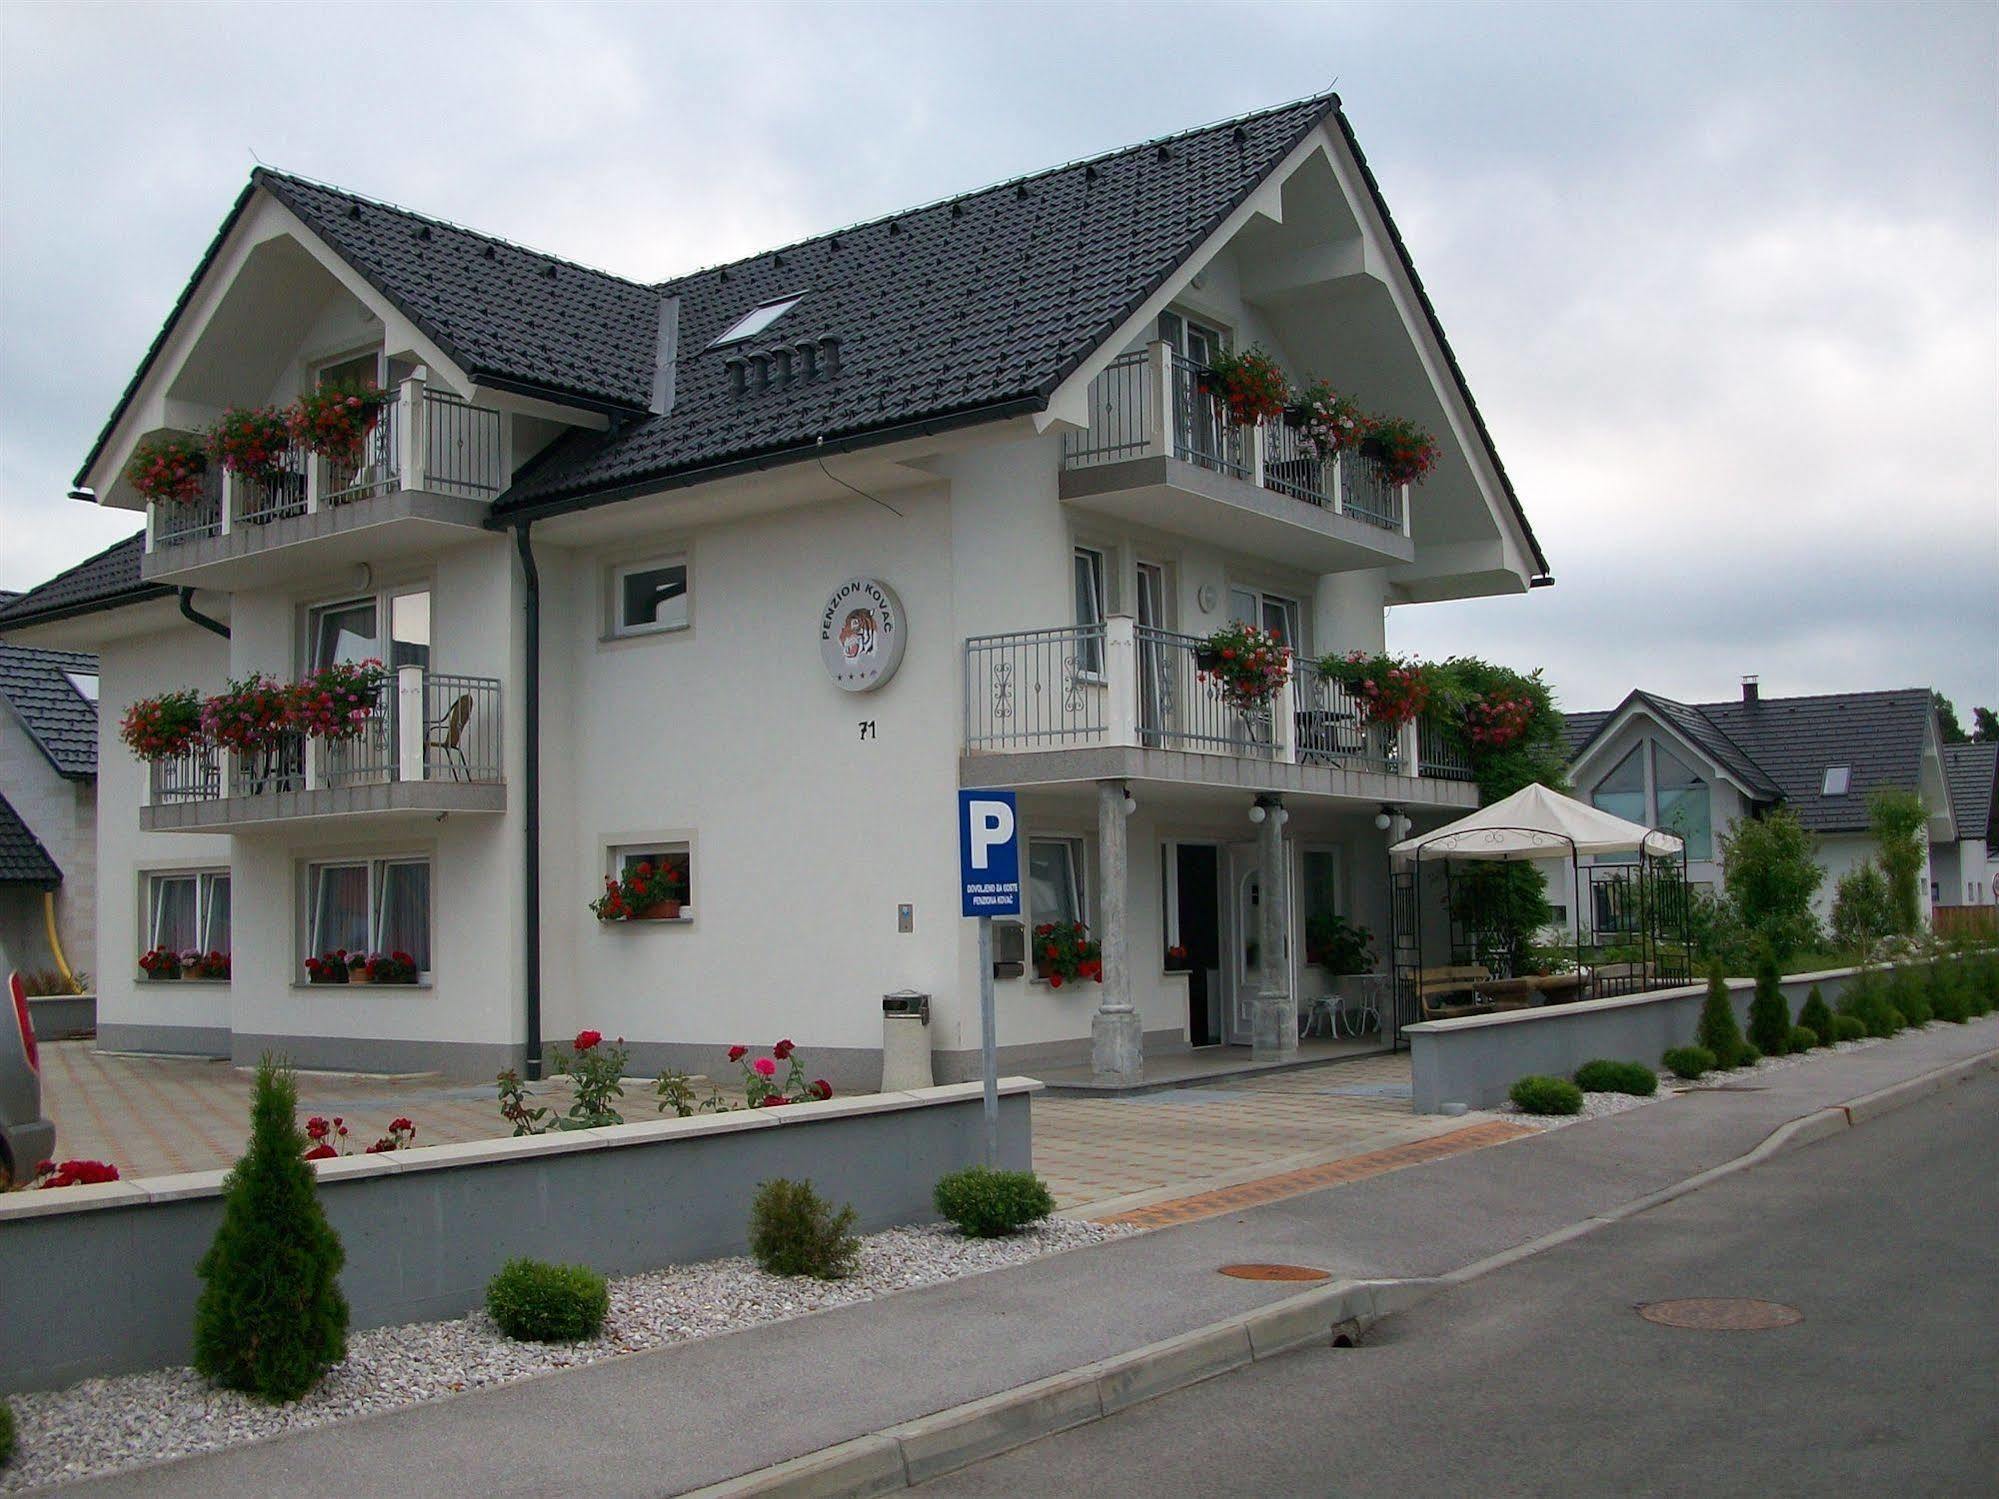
[{"xmin": 56, "ymin": 1017, "xmax": 1999, "ymax": 1499}]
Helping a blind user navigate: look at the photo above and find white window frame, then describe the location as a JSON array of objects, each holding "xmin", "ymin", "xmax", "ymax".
[
  {"xmin": 708, "ymin": 293, "xmax": 805, "ymax": 349},
  {"xmin": 1224, "ymin": 583, "xmax": 1304, "ymax": 653},
  {"xmin": 145, "ymin": 868, "xmax": 231, "ymax": 964},
  {"xmin": 1822, "ymin": 765, "xmax": 1852, "ymax": 796},
  {"xmin": 1073, "ymin": 546, "xmax": 1108, "ymax": 678},
  {"xmin": 603, "ymin": 838, "xmax": 696, "ymax": 923},
  {"xmin": 64, "ymin": 670, "xmax": 99, "ymax": 702},
  {"xmin": 303, "ymin": 856, "xmax": 433, "ymax": 976},
  {"xmin": 1028, "ymin": 836, "xmax": 1089, "ymax": 929},
  {"xmin": 608, "ymin": 554, "xmax": 692, "ymax": 640}
]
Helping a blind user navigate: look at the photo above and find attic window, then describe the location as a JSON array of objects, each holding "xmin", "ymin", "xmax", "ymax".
[
  {"xmin": 709, "ymin": 294, "xmax": 803, "ymax": 349},
  {"xmin": 64, "ymin": 670, "xmax": 99, "ymax": 702},
  {"xmin": 1822, "ymin": 766, "xmax": 1851, "ymax": 796}
]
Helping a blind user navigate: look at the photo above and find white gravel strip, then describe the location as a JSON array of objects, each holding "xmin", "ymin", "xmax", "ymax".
[
  {"xmin": 0, "ymin": 1217, "xmax": 1126, "ymax": 1493},
  {"xmin": 1495, "ymin": 1087, "xmax": 1660, "ymax": 1131}
]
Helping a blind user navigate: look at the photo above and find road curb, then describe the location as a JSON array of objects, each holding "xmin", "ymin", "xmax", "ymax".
[{"xmin": 685, "ymin": 1045, "xmax": 1999, "ymax": 1497}]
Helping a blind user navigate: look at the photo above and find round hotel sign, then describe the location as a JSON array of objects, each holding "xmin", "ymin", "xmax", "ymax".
[{"xmin": 819, "ymin": 576, "xmax": 907, "ymax": 692}]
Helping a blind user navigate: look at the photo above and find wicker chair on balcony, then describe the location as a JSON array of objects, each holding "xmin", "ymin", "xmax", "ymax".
[{"xmin": 424, "ymin": 693, "xmax": 475, "ymax": 781}]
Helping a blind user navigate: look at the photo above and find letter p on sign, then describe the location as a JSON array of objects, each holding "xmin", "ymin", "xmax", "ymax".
[
  {"xmin": 969, "ymin": 800, "xmax": 1014, "ymax": 868},
  {"xmin": 958, "ymin": 788, "xmax": 1021, "ymax": 918}
]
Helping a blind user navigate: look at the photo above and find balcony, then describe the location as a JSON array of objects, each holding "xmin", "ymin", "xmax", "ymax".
[
  {"xmin": 141, "ymin": 373, "xmax": 505, "ymax": 589},
  {"xmin": 961, "ymin": 619, "xmax": 1475, "ymax": 805},
  {"xmin": 141, "ymin": 669, "xmax": 504, "ymax": 832},
  {"xmin": 1058, "ymin": 344, "xmax": 1416, "ymax": 571}
]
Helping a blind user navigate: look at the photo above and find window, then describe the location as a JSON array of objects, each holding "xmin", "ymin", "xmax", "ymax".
[
  {"xmin": 1591, "ymin": 745, "xmax": 1648, "ymax": 825},
  {"xmin": 1028, "ymin": 838, "xmax": 1085, "ymax": 928},
  {"xmin": 1073, "ymin": 547, "xmax": 1107, "ymax": 676},
  {"xmin": 1822, "ymin": 765, "xmax": 1851, "ymax": 796},
  {"xmin": 1226, "ymin": 585, "xmax": 1301, "ymax": 650},
  {"xmin": 64, "ymin": 670, "xmax": 99, "ymax": 702},
  {"xmin": 612, "ymin": 557, "xmax": 690, "ymax": 638},
  {"xmin": 147, "ymin": 870, "xmax": 230, "ymax": 961},
  {"xmin": 607, "ymin": 841, "xmax": 694, "ymax": 918},
  {"xmin": 307, "ymin": 857, "xmax": 431, "ymax": 971},
  {"xmin": 310, "ymin": 597, "xmax": 380, "ymax": 671},
  {"xmin": 1653, "ymin": 745, "xmax": 1713, "ymax": 861},
  {"xmin": 709, "ymin": 293, "xmax": 804, "ymax": 348},
  {"xmin": 1299, "ymin": 848, "xmax": 1344, "ymax": 965}
]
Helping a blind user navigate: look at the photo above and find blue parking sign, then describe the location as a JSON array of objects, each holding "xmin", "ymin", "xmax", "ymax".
[{"xmin": 959, "ymin": 789, "xmax": 1021, "ymax": 918}]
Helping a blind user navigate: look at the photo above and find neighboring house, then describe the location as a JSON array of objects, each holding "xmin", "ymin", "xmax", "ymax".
[
  {"xmin": 0, "ymin": 93, "xmax": 1549, "ymax": 1083},
  {"xmin": 1937, "ymin": 742, "xmax": 1998, "ymax": 908},
  {"xmin": 1562, "ymin": 680, "xmax": 1958, "ymax": 930},
  {"xmin": 0, "ymin": 641, "xmax": 100, "ymax": 985}
]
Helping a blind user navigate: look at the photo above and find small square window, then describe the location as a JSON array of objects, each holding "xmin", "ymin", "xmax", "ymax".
[
  {"xmin": 64, "ymin": 670, "xmax": 99, "ymax": 702},
  {"xmin": 605, "ymin": 842, "xmax": 693, "ymax": 920},
  {"xmin": 1821, "ymin": 766, "xmax": 1851, "ymax": 796},
  {"xmin": 709, "ymin": 294, "xmax": 804, "ymax": 348},
  {"xmin": 613, "ymin": 558, "xmax": 689, "ymax": 638}
]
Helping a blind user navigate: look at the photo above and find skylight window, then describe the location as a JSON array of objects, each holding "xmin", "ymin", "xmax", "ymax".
[
  {"xmin": 64, "ymin": 670, "xmax": 99, "ymax": 702},
  {"xmin": 709, "ymin": 293, "xmax": 804, "ymax": 349},
  {"xmin": 1821, "ymin": 765, "xmax": 1851, "ymax": 796}
]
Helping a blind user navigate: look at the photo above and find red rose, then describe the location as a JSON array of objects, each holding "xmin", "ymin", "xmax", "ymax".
[
  {"xmin": 773, "ymin": 1039, "xmax": 794, "ymax": 1060},
  {"xmin": 1049, "ymin": 975, "xmax": 1063, "ymax": 989},
  {"xmin": 574, "ymin": 1029, "xmax": 602, "ymax": 1052},
  {"xmin": 304, "ymin": 1143, "xmax": 336, "ymax": 1161},
  {"xmin": 727, "ymin": 1044, "xmax": 748, "ymax": 1062},
  {"xmin": 809, "ymin": 1080, "xmax": 833, "ymax": 1100},
  {"xmin": 761, "ymin": 1095, "xmax": 788, "ymax": 1108}
]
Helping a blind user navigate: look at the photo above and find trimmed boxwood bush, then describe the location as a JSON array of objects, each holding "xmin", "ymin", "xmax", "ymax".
[
  {"xmin": 1838, "ymin": 972, "xmax": 1902, "ymax": 1039},
  {"xmin": 933, "ymin": 1166, "xmax": 1056, "ymax": 1238},
  {"xmin": 485, "ymin": 1258, "xmax": 609, "ymax": 1343},
  {"xmin": 1789, "ymin": 1025, "xmax": 1819, "ymax": 1052},
  {"xmin": 1573, "ymin": 1059, "xmax": 1658, "ymax": 1097},
  {"xmin": 1662, "ymin": 1045, "xmax": 1716, "ymax": 1080},
  {"xmin": 749, "ymin": 1177, "xmax": 858, "ymax": 1279},
  {"xmin": 1510, "ymin": 1075, "xmax": 1584, "ymax": 1116},
  {"xmin": 1797, "ymin": 986, "xmax": 1834, "ymax": 1047},
  {"xmin": 1830, "ymin": 1014, "xmax": 1868, "ymax": 1043}
]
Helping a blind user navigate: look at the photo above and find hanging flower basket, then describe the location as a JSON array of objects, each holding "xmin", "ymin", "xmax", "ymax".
[
  {"xmin": 119, "ymin": 689, "xmax": 204, "ymax": 761},
  {"xmin": 1032, "ymin": 921, "xmax": 1102, "ymax": 987},
  {"xmin": 125, "ymin": 434, "xmax": 209, "ymax": 506},
  {"xmin": 1196, "ymin": 346, "xmax": 1291, "ymax": 429},
  {"xmin": 1196, "ymin": 621, "xmax": 1293, "ymax": 713},
  {"xmin": 590, "ymin": 858, "xmax": 689, "ymax": 921},
  {"xmin": 1358, "ymin": 415, "xmax": 1440, "ymax": 487},
  {"xmin": 292, "ymin": 658, "xmax": 390, "ymax": 742},
  {"xmin": 1288, "ymin": 381, "xmax": 1368, "ymax": 461},
  {"xmin": 203, "ymin": 674, "xmax": 295, "ymax": 755},
  {"xmin": 1318, "ymin": 650, "xmax": 1433, "ymax": 728},
  {"xmin": 208, "ymin": 406, "xmax": 293, "ymax": 484},
  {"xmin": 290, "ymin": 384, "xmax": 388, "ymax": 469}
]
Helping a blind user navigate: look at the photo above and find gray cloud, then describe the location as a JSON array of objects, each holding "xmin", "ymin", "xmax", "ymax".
[{"xmin": 3, "ymin": 1, "xmax": 1992, "ymax": 713}]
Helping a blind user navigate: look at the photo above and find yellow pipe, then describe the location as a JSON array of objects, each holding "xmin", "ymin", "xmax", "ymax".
[{"xmin": 43, "ymin": 890, "xmax": 82, "ymax": 994}]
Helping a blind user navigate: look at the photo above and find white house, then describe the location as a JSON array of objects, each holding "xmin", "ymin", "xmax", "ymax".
[
  {"xmin": 1937, "ymin": 742, "xmax": 1997, "ymax": 910},
  {"xmin": 1561, "ymin": 681, "xmax": 1959, "ymax": 932},
  {"xmin": 0, "ymin": 94, "xmax": 1550, "ymax": 1087},
  {"xmin": 0, "ymin": 640, "xmax": 99, "ymax": 987}
]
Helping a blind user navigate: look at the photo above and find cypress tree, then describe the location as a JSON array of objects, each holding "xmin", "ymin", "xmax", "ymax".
[
  {"xmin": 192, "ymin": 1058, "xmax": 349, "ymax": 1401},
  {"xmin": 1747, "ymin": 948, "xmax": 1792, "ymax": 1057},
  {"xmin": 1697, "ymin": 960, "xmax": 1749, "ymax": 1068},
  {"xmin": 1797, "ymin": 985, "xmax": 1834, "ymax": 1046}
]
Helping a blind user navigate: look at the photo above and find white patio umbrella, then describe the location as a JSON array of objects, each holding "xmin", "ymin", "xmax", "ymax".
[{"xmin": 1391, "ymin": 781, "xmax": 1684, "ymax": 862}]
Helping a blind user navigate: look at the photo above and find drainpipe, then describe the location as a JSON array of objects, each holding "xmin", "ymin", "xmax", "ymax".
[
  {"xmin": 177, "ymin": 588, "xmax": 230, "ymax": 639},
  {"xmin": 514, "ymin": 521, "xmax": 544, "ymax": 1079}
]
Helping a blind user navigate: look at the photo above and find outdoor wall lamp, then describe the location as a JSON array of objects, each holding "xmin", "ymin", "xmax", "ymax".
[
  {"xmin": 1248, "ymin": 804, "xmax": 1266, "ymax": 824},
  {"xmin": 1120, "ymin": 785, "xmax": 1137, "ymax": 816},
  {"xmin": 1374, "ymin": 807, "xmax": 1394, "ymax": 831}
]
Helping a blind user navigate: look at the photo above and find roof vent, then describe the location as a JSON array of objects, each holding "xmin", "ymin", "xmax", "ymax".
[
  {"xmin": 347, "ymin": 205, "xmax": 363, "ymax": 220},
  {"xmin": 543, "ymin": 264, "xmax": 558, "ymax": 279},
  {"xmin": 1084, "ymin": 164, "xmax": 1099, "ymax": 182},
  {"xmin": 819, "ymin": 335, "xmax": 842, "ymax": 377},
  {"xmin": 950, "ymin": 203, "xmax": 964, "ymax": 218},
  {"xmin": 1742, "ymin": 675, "xmax": 1760, "ymax": 705},
  {"xmin": 1156, "ymin": 144, "xmax": 1172, "ymax": 161},
  {"xmin": 773, "ymin": 252, "xmax": 786, "ymax": 268},
  {"xmin": 887, "ymin": 221, "xmax": 901, "ymax": 236},
  {"xmin": 1015, "ymin": 184, "xmax": 1030, "ymax": 200},
  {"xmin": 1233, "ymin": 125, "xmax": 1248, "ymax": 146},
  {"xmin": 414, "ymin": 225, "xmax": 431, "ymax": 241},
  {"xmin": 483, "ymin": 245, "xmax": 497, "ymax": 259},
  {"xmin": 828, "ymin": 235, "xmax": 841, "ymax": 251},
  {"xmin": 793, "ymin": 341, "xmax": 819, "ymax": 378},
  {"xmin": 724, "ymin": 356, "xmax": 747, "ymax": 396}
]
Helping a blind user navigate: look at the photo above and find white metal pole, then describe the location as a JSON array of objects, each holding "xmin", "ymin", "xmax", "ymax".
[{"xmin": 979, "ymin": 914, "xmax": 998, "ymax": 1166}]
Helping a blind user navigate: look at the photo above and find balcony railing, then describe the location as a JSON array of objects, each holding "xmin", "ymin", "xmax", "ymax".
[
  {"xmin": 1061, "ymin": 341, "xmax": 1410, "ymax": 535},
  {"xmin": 964, "ymin": 618, "xmax": 1461, "ymax": 785},
  {"xmin": 145, "ymin": 669, "xmax": 502, "ymax": 811},
  {"xmin": 147, "ymin": 373, "xmax": 506, "ymax": 552}
]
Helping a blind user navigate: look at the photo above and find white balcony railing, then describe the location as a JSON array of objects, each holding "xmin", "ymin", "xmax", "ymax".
[
  {"xmin": 144, "ymin": 669, "xmax": 502, "ymax": 813},
  {"xmin": 146, "ymin": 371, "xmax": 506, "ymax": 553},
  {"xmin": 1060, "ymin": 341, "xmax": 1411, "ymax": 535}
]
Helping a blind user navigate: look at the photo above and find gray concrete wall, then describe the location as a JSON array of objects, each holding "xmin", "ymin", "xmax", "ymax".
[
  {"xmin": 0, "ymin": 1080, "xmax": 1035, "ymax": 1395},
  {"xmin": 1408, "ymin": 969, "xmax": 1865, "ymax": 1113}
]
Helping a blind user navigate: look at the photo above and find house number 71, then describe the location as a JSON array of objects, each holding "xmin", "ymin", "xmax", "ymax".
[{"xmin": 858, "ymin": 720, "xmax": 877, "ymax": 741}]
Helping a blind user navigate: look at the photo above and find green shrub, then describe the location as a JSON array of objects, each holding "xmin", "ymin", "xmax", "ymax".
[
  {"xmin": 1509, "ymin": 1075, "xmax": 1584, "ymax": 1115},
  {"xmin": 1737, "ymin": 1043, "xmax": 1763, "ymax": 1068},
  {"xmin": 193, "ymin": 1058, "xmax": 348, "ymax": 1402},
  {"xmin": 1830, "ymin": 1014, "xmax": 1868, "ymax": 1044},
  {"xmin": 0, "ymin": 1397, "xmax": 12, "ymax": 1467},
  {"xmin": 1789, "ymin": 1026, "xmax": 1819, "ymax": 1052},
  {"xmin": 1930, "ymin": 964, "xmax": 1971, "ymax": 1024},
  {"xmin": 749, "ymin": 1177, "xmax": 858, "ymax": 1279},
  {"xmin": 1887, "ymin": 965, "xmax": 1931, "ymax": 1027},
  {"xmin": 485, "ymin": 1258, "xmax": 609, "ymax": 1342},
  {"xmin": 1838, "ymin": 972, "xmax": 1902, "ymax": 1039},
  {"xmin": 1747, "ymin": 950, "xmax": 1793, "ymax": 1057},
  {"xmin": 1573, "ymin": 1059, "xmax": 1658, "ymax": 1097},
  {"xmin": 1797, "ymin": 986, "xmax": 1834, "ymax": 1046},
  {"xmin": 933, "ymin": 1167, "xmax": 1056, "ymax": 1238},
  {"xmin": 1662, "ymin": 1045, "xmax": 1715, "ymax": 1080},
  {"xmin": 1697, "ymin": 962, "xmax": 1751, "ymax": 1067}
]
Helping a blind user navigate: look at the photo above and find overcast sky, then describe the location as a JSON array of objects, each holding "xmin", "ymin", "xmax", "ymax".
[{"xmin": 2, "ymin": 0, "xmax": 1993, "ymax": 718}]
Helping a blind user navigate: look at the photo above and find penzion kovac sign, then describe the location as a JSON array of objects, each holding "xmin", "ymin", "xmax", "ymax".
[{"xmin": 818, "ymin": 576, "xmax": 907, "ymax": 692}]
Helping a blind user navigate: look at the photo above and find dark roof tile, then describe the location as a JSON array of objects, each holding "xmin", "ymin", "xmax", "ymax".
[
  {"xmin": 1944, "ymin": 742, "xmax": 1998, "ymax": 843},
  {"xmin": 0, "ymin": 644, "xmax": 98, "ymax": 778},
  {"xmin": 0, "ymin": 791, "xmax": 63, "ymax": 887},
  {"xmin": 0, "ymin": 532, "xmax": 162, "ymax": 631}
]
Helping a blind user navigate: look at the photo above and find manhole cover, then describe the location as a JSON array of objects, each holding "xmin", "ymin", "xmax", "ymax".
[
  {"xmin": 1638, "ymin": 1298, "xmax": 1802, "ymax": 1331},
  {"xmin": 1218, "ymin": 1263, "xmax": 1331, "ymax": 1282}
]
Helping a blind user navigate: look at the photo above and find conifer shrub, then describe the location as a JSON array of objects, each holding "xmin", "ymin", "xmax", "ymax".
[
  {"xmin": 1573, "ymin": 1059, "xmax": 1657, "ymax": 1096},
  {"xmin": 1887, "ymin": 964, "xmax": 1931, "ymax": 1027},
  {"xmin": 1662, "ymin": 1045, "xmax": 1715, "ymax": 1080},
  {"xmin": 1929, "ymin": 962, "xmax": 1970, "ymax": 1024},
  {"xmin": 1509, "ymin": 1075, "xmax": 1584, "ymax": 1115},
  {"xmin": 1838, "ymin": 971, "xmax": 1902, "ymax": 1038},
  {"xmin": 1697, "ymin": 962, "xmax": 1751, "ymax": 1068},
  {"xmin": 748, "ymin": 1178, "xmax": 858, "ymax": 1279},
  {"xmin": 1746, "ymin": 949, "xmax": 1793, "ymax": 1058},
  {"xmin": 192, "ymin": 1058, "xmax": 349, "ymax": 1402},
  {"xmin": 1797, "ymin": 986, "xmax": 1834, "ymax": 1047},
  {"xmin": 1830, "ymin": 1015, "xmax": 1868, "ymax": 1044},
  {"xmin": 933, "ymin": 1167, "xmax": 1056, "ymax": 1238},
  {"xmin": 1788, "ymin": 1026, "xmax": 1818, "ymax": 1052},
  {"xmin": 0, "ymin": 1398, "xmax": 13, "ymax": 1468},
  {"xmin": 485, "ymin": 1258, "xmax": 609, "ymax": 1342}
]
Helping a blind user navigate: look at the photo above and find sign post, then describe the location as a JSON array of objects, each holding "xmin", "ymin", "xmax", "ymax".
[{"xmin": 958, "ymin": 789, "xmax": 1020, "ymax": 1165}]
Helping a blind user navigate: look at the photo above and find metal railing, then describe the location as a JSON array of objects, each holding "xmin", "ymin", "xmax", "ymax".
[
  {"xmin": 1293, "ymin": 659, "xmax": 1395, "ymax": 772},
  {"xmin": 963, "ymin": 625, "xmax": 1108, "ymax": 750},
  {"xmin": 1261, "ymin": 419, "xmax": 1333, "ymax": 506},
  {"xmin": 319, "ymin": 399, "xmax": 400, "ymax": 506},
  {"xmin": 1339, "ymin": 451, "xmax": 1405, "ymax": 531},
  {"xmin": 1417, "ymin": 715, "xmax": 1476, "ymax": 780},
  {"xmin": 232, "ymin": 447, "xmax": 312, "ymax": 527},
  {"xmin": 1060, "ymin": 351, "xmax": 1152, "ymax": 467},
  {"xmin": 227, "ymin": 733, "xmax": 307, "ymax": 797},
  {"xmin": 1168, "ymin": 351, "xmax": 1251, "ymax": 480},
  {"xmin": 422, "ymin": 391, "xmax": 505, "ymax": 498},
  {"xmin": 1136, "ymin": 625, "xmax": 1275, "ymax": 758},
  {"xmin": 152, "ymin": 467, "xmax": 224, "ymax": 548},
  {"xmin": 147, "ymin": 743, "xmax": 222, "ymax": 803}
]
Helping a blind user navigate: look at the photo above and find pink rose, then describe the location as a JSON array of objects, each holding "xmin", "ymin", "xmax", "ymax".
[{"xmin": 752, "ymin": 1056, "xmax": 777, "ymax": 1077}]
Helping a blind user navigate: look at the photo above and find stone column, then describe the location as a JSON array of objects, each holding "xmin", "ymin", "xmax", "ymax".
[
  {"xmin": 1251, "ymin": 797, "xmax": 1296, "ymax": 1060},
  {"xmin": 1091, "ymin": 780, "xmax": 1142, "ymax": 1085}
]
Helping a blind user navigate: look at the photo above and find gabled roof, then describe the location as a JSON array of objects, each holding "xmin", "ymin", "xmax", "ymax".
[
  {"xmin": 0, "ymin": 533, "xmax": 164, "ymax": 632},
  {"xmin": 0, "ymin": 644, "xmax": 99, "ymax": 778},
  {"xmin": 1565, "ymin": 687, "xmax": 1941, "ymax": 833},
  {"xmin": 1944, "ymin": 742, "xmax": 1998, "ymax": 844},
  {"xmin": 0, "ymin": 791, "xmax": 62, "ymax": 887}
]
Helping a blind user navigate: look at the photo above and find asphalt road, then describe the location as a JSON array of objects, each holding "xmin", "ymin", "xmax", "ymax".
[{"xmin": 924, "ymin": 1069, "xmax": 1999, "ymax": 1497}]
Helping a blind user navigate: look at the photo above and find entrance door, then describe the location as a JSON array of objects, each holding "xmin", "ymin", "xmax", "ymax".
[
  {"xmin": 1173, "ymin": 843, "xmax": 1222, "ymax": 1046},
  {"xmin": 1158, "ymin": 310, "xmax": 1227, "ymax": 468},
  {"xmin": 1224, "ymin": 842, "xmax": 1293, "ymax": 1045}
]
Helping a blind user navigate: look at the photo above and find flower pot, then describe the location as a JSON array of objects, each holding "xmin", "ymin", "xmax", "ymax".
[
  {"xmin": 349, "ymin": 969, "xmax": 372, "ymax": 986},
  {"xmin": 1281, "ymin": 405, "xmax": 1307, "ymax": 429},
  {"xmin": 635, "ymin": 899, "xmax": 683, "ymax": 921},
  {"xmin": 1194, "ymin": 646, "xmax": 1222, "ymax": 672}
]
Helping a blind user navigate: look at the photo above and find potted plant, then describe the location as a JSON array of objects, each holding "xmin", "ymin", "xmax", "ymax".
[
  {"xmin": 184, "ymin": 950, "xmax": 230, "ymax": 981},
  {"xmin": 119, "ymin": 689, "xmax": 205, "ymax": 761},
  {"xmin": 139, "ymin": 947, "xmax": 182, "ymax": 982},
  {"xmin": 125, "ymin": 433, "xmax": 209, "ymax": 506},
  {"xmin": 590, "ymin": 858, "xmax": 689, "ymax": 921},
  {"xmin": 203, "ymin": 674, "xmax": 295, "ymax": 758},
  {"xmin": 362, "ymin": 950, "xmax": 419, "ymax": 985},
  {"xmin": 1164, "ymin": 944, "xmax": 1191, "ymax": 972},
  {"xmin": 1195, "ymin": 621, "xmax": 1292, "ymax": 713},
  {"xmin": 304, "ymin": 951, "xmax": 352, "ymax": 985},
  {"xmin": 1031, "ymin": 920, "xmax": 1102, "ymax": 988},
  {"xmin": 207, "ymin": 406, "xmax": 293, "ymax": 485},
  {"xmin": 1318, "ymin": 650, "xmax": 1433, "ymax": 728},
  {"xmin": 1358, "ymin": 415, "xmax": 1440, "ymax": 487},
  {"xmin": 289, "ymin": 383, "xmax": 388, "ymax": 470},
  {"xmin": 1288, "ymin": 381, "xmax": 1367, "ymax": 460},
  {"xmin": 1196, "ymin": 346, "xmax": 1290, "ymax": 428},
  {"xmin": 291, "ymin": 659, "xmax": 389, "ymax": 742}
]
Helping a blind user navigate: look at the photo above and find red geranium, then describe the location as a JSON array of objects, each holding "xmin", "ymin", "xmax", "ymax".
[{"xmin": 36, "ymin": 1159, "xmax": 121, "ymax": 1188}]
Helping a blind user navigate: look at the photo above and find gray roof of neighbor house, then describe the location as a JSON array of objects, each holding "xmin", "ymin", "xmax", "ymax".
[
  {"xmin": 1944, "ymin": 741, "xmax": 1998, "ymax": 844},
  {"xmin": 0, "ymin": 532, "xmax": 163, "ymax": 632},
  {"xmin": 0, "ymin": 791, "xmax": 62, "ymax": 887},
  {"xmin": 70, "ymin": 94, "xmax": 1549, "ymax": 576},
  {"xmin": 1565, "ymin": 688, "xmax": 1940, "ymax": 834},
  {"xmin": 0, "ymin": 644, "xmax": 99, "ymax": 778}
]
